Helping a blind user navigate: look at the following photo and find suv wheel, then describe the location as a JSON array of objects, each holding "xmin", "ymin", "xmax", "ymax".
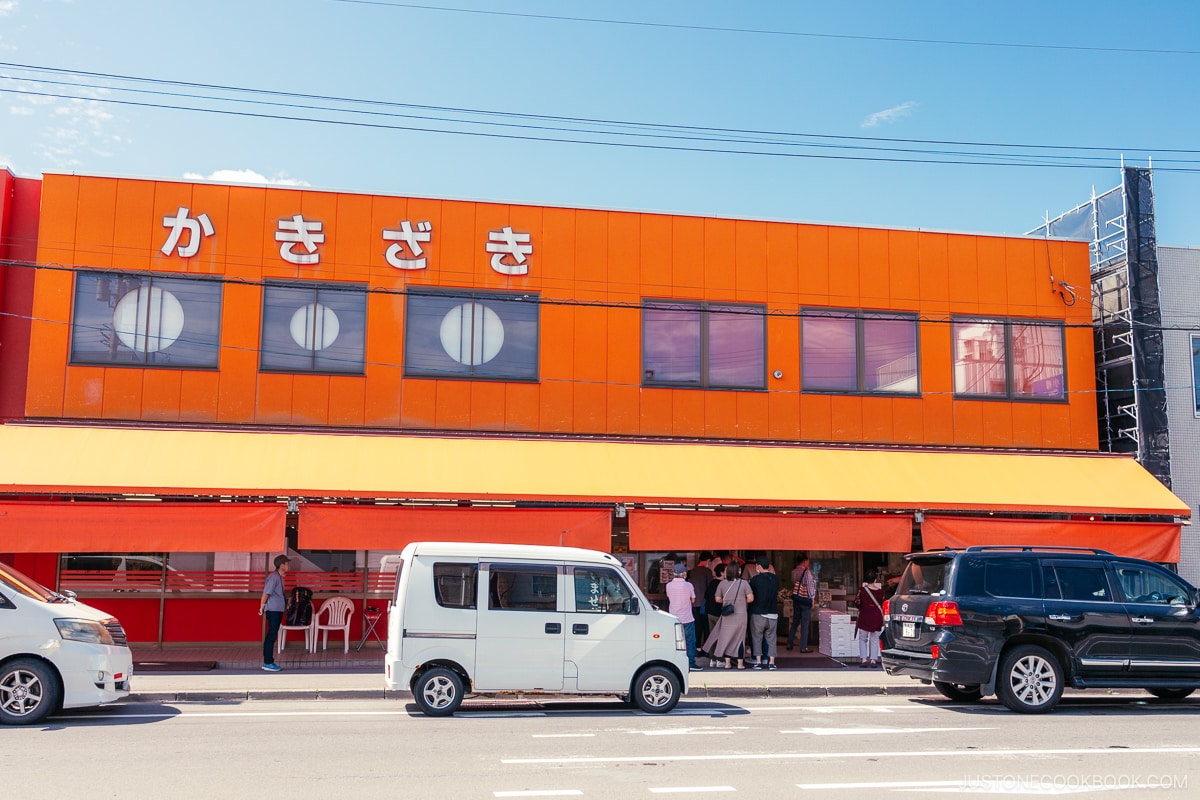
[
  {"xmin": 1146, "ymin": 687, "xmax": 1195, "ymax": 701},
  {"xmin": 934, "ymin": 681, "xmax": 983, "ymax": 702},
  {"xmin": 997, "ymin": 645, "xmax": 1064, "ymax": 714}
]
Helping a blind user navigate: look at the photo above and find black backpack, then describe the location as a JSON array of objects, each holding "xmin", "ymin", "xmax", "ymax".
[{"xmin": 285, "ymin": 586, "xmax": 313, "ymax": 626}]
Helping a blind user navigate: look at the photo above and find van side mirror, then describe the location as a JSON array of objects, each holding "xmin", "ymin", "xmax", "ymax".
[{"xmin": 627, "ymin": 597, "xmax": 639, "ymax": 615}]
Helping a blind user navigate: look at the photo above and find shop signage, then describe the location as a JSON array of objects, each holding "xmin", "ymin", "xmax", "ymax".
[{"xmin": 159, "ymin": 206, "xmax": 533, "ymax": 275}]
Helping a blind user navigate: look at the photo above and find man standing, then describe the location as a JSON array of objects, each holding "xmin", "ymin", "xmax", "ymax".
[
  {"xmin": 748, "ymin": 555, "xmax": 780, "ymax": 669},
  {"xmin": 666, "ymin": 562, "xmax": 701, "ymax": 671},
  {"xmin": 259, "ymin": 554, "xmax": 290, "ymax": 672},
  {"xmin": 688, "ymin": 551, "xmax": 714, "ymax": 647},
  {"xmin": 787, "ymin": 553, "xmax": 816, "ymax": 653}
]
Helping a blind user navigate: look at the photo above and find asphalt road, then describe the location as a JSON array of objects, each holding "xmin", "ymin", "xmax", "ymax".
[{"xmin": 7, "ymin": 694, "xmax": 1199, "ymax": 798}]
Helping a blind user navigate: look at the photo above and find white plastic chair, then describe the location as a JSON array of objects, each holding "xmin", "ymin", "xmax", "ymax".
[
  {"xmin": 312, "ymin": 596, "xmax": 355, "ymax": 654},
  {"xmin": 277, "ymin": 616, "xmax": 313, "ymax": 653}
]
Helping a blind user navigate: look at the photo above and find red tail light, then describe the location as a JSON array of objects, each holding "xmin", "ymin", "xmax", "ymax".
[
  {"xmin": 924, "ymin": 601, "xmax": 962, "ymax": 626},
  {"xmin": 931, "ymin": 645, "xmax": 940, "ymax": 659},
  {"xmin": 882, "ymin": 598, "xmax": 891, "ymax": 620}
]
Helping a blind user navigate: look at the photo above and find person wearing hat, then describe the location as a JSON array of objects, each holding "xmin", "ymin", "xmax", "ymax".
[
  {"xmin": 665, "ymin": 562, "xmax": 701, "ymax": 671},
  {"xmin": 259, "ymin": 554, "xmax": 291, "ymax": 672}
]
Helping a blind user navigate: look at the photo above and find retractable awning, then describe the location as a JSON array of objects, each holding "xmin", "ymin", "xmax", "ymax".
[
  {"xmin": 0, "ymin": 424, "xmax": 1187, "ymax": 517},
  {"xmin": 921, "ymin": 516, "xmax": 1182, "ymax": 563},
  {"xmin": 299, "ymin": 505, "xmax": 612, "ymax": 552},
  {"xmin": 0, "ymin": 501, "xmax": 285, "ymax": 553},
  {"xmin": 630, "ymin": 511, "xmax": 912, "ymax": 552}
]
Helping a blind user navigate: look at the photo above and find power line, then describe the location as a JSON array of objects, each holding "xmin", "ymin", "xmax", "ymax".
[{"xmin": 333, "ymin": 1, "xmax": 1200, "ymax": 57}]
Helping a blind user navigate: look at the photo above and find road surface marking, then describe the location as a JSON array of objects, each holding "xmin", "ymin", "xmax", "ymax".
[
  {"xmin": 502, "ymin": 745, "xmax": 1200, "ymax": 765},
  {"xmin": 649, "ymin": 787, "xmax": 735, "ymax": 794},
  {"xmin": 532, "ymin": 733, "xmax": 595, "ymax": 739},
  {"xmin": 781, "ymin": 726, "xmax": 987, "ymax": 736},
  {"xmin": 494, "ymin": 791, "xmax": 583, "ymax": 798}
]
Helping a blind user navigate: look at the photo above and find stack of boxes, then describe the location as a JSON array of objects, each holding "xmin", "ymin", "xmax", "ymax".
[{"xmin": 817, "ymin": 608, "xmax": 858, "ymax": 658}]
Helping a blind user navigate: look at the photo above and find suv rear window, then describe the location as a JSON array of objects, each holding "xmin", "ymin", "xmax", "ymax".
[{"xmin": 896, "ymin": 557, "xmax": 950, "ymax": 595}]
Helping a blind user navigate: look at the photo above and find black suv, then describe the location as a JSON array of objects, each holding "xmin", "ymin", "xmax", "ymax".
[{"xmin": 881, "ymin": 546, "xmax": 1200, "ymax": 713}]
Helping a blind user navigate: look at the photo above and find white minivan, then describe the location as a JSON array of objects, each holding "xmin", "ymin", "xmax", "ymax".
[
  {"xmin": 384, "ymin": 542, "xmax": 689, "ymax": 716},
  {"xmin": 0, "ymin": 561, "xmax": 133, "ymax": 725}
]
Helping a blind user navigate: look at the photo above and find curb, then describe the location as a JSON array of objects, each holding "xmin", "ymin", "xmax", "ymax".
[{"xmin": 126, "ymin": 684, "xmax": 941, "ymax": 704}]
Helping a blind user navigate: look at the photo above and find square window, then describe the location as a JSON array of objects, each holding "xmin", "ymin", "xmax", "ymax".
[
  {"xmin": 69, "ymin": 271, "xmax": 222, "ymax": 367},
  {"xmin": 260, "ymin": 283, "xmax": 367, "ymax": 374},
  {"xmin": 953, "ymin": 318, "xmax": 1065, "ymax": 400},
  {"xmin": 405, "ymin": 289, "xmax": 539, "ymax": 380},
  {"xmin": 642, "ymin": 301, "xmax": 764, "ymax": 389},
  {"xmin": 802, "ymin": 308, "xmax": 919, "ymax": 394}
]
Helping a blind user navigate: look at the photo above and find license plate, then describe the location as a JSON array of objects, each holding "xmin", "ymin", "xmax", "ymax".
[{"xmin": 901, "ymin": 622, "xmax": 916, "ymax": 639}]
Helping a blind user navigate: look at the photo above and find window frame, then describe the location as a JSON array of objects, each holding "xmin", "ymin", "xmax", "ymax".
[
  {"xmin": 486, "ymin": 563, "xmax": 559, "ymax": 612},
  {"xmin": 1191, "ymin": 333, "xmax": 1200, "ymax": 417},
  {"xmin": 404, "ymin": 288, "xmax": 541, "ymax": 382},
  {"xmin": 259, "ymin": 280, "xmax": 369, "ymax": 375},
  {"xmin": 800, "ymin": 307, "xmax": 920, "ymax": 396},
  {"xmin": 951, "ymin": 316, "xmax": 1067, "ymax": 402},
  {"xmin": 641, "ymin": 299, "xmax": 766, "ymax": 390},
  {"xmin": 68, "ymin": 270, "xmax": 224, "ymax": 369}
]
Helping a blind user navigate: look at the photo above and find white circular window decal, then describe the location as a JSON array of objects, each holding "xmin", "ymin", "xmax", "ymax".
[
  {"xmin": 112, "ymin": 286, "xmax": 185, "ymax": 353},
  {"xmin": 289, "ymin": 303, "xmax": 340, "ymax": 351},
  {"xmin": 440, "ymin": 302, "xmax": 504, "ymax": 366}
]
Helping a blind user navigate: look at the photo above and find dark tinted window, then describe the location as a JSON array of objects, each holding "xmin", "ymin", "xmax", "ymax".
[
  {"xmin": 487, "ymin": 565, "xmax": 557, "ymax": 611},
  {"xmin": 433, "ymin": 563, "xmax": 476, "ymax": 609},
  {"xmin": 1052, "ymin": 565, "xmax": 1111, "ymax": 602},
  {"xmin": 984, "ymin": 560, "xmax": 1037, "ymax": 599},
  {"xmin": 405, "ymin": 289, "xmax": 539, "ymax": 380},
  {"xmin": 260, "ymin": 282, "xmax": 367, "ymax": 374},
  {"xmin": 897, "ymin": 558, "xmax": 950, "ymax": 595}
]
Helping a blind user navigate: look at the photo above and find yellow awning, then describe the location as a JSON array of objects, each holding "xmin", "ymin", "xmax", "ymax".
[{"xmin": 0, "ymin": 424, "xmax": 1187, "ymax": 517}]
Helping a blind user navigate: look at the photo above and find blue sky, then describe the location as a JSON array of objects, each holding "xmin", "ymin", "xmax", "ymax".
[{"xmin": 2, "ymin": 1, "xmax": 1199, "ymax": 244}]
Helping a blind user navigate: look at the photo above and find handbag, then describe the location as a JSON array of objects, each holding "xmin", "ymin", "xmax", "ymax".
[
  {"xmin": 793, "ymin": 570, "xmax": 813, "ymax": 607},
  {"xmin": 720, "ymin": 579, "xmax": 742, "ymax": 616}
]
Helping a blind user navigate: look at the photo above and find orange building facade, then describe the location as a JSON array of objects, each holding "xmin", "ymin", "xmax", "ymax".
[{"xmin": 0, "ymin": 170, "xmax": 1187, "ymax": 645}]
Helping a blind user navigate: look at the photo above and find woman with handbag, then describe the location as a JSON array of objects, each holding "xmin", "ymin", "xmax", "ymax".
[
  {"xmin": 700, "ymin": 562, "xmax": 754, "ymax": 669},
  {"xmin": 853, "ymin": 568, "xmax": 887, "ymax": 668}
]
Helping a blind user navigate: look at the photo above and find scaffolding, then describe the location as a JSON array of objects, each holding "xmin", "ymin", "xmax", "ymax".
[{"xmin": 1029, "ymin": 166, "xmax": 1171, "ymax": 488}]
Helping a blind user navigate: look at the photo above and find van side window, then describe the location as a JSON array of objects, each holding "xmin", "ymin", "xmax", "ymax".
[
  {"xmin": 433, "ymin": 563, "xmax": 477, "ymax": 609},
  {"xmin": 488, "ymin": 565, "xmax": 558, "ymax": 611},
  {"xmin": 1052, "ymin": 565, "xmax": 1111, "ymax": 602},
  {"xmin": 573, "ymin": 567, "xmax": 634, "ymax": 614}
]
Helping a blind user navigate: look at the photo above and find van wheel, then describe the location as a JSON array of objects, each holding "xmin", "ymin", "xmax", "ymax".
[
  {"xmin": 934, "ymin": 681, "xmax": 983, "ymax": 702},
  {"xmin": 0, "ymin": 658, "xmax": 60, "ymax": 725},
  {"xmin": 1146, "ymin": 687, "xmax": 1195, "ymax": 701},
  {"xmin": 996, "ymin": 645, "xmax": 1063, "ymax": 714},
  {"xmin": 413, "ymin": 667, "xmax": 464, "ymax": 717},
  {"xmin": 631, "ymin": 666, "xmax": 681, "ymax": 714}
]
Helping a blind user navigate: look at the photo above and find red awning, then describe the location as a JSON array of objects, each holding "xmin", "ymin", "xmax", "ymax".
[
  {"xmin": 629, "ymin": 510, "xmax": 913, "ymax": 552},
  {"xmin": 920, "ymin": 516, "xmax": 1181, "ymax": 563},
  {"xmin": 298, "ymin": 506, "xmax": 613, "ymax": 552},
  {"xmin": 0, "ymin": 501, "xmax": 285, "ymax": 553}
]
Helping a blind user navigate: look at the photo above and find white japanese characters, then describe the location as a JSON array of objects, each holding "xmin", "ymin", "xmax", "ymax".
[
  {"xmin": 383, "ymin": 220, "xmax": 433, "ymax": 270},
  {"xmin": 275, "ymin": 215, "xmax": 326, "ymax": 266},
  {"xmin": 155, "ymin": 207, "xmax": 533, "ymax": 275},
  {"xmin": 160, "ymin": 207, "xmax": 215, "ymax": 258},
  {"xmin": 486, "ymin": 226, "xmax": 533, "ymax": 275}
]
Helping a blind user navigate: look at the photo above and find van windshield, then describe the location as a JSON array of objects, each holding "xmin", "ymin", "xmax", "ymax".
[{"xmin": 0, "ymin": 562, "xmax": 60, "ymax": 602}]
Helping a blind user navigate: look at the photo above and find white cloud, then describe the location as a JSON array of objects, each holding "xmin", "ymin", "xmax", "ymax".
[
  {"xmin": 9, "ymin": 105, "xmax": 33, "ymax": 115},
  {"xmin": 0, "ymin": 2, "xmax": 18, "ymax": 16},
  {"xmin": 861, "ymin": 101, "xmax": 917, "ymax": 128},
  {"xmin": 182, "ymin": 169, "xmax": 310, "ymax": 187}
]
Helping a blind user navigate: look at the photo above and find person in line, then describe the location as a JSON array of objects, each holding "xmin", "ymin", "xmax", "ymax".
[
  {"xmin": 259, "ymin": 554, "xmax": 290, "ymax": 672},
  {"xmin": 688, "ymin": 551, "xmax": 714, "ymax": 647},
  {"xmin": 666, "ymin": 562, "xmax": 701, "ymax": 671},
  {"xmin": 854, "ymin": 568, "xmax": 887, "ymax": 668},
  {"xmin": 704, "ymin": 561, "xmax": 727, "ymax": 640},
  {"xmin": 748, "ymin": 555, "xmax": 780, "ymax": 670},
  {"xmin": 787, "ymin": 553, "xmax": 816, "ymax": 652},
  {"xmin": 702, "ymin": 562, "xmax": 753, "ymax": 669}
]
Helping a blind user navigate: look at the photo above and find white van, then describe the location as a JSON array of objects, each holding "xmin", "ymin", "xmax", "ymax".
[
  {"xmin": 0, "ymin": 561, "xmax": 133, "ymax": 725},
  {"xmin": 384, "ymin": 542, "xmax": 689, "ymax": 716}
]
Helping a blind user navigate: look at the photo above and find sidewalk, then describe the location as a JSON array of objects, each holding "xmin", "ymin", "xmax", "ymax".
[{"xmin": 127, "ymin": 644, "xmax": 938, "ymax": 703}]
